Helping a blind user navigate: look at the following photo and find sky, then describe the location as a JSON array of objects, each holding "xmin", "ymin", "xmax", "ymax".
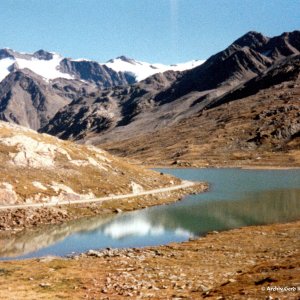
[{"xmin": 0, "ymin": 0, "xmax": 299, "ymax": 64}]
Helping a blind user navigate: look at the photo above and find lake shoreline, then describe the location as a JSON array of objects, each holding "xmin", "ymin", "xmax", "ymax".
[
  {"xmin": 0, "ymin": 167, "xmax": 299, "ymax": 299},
  {"xmin": 1, "ymin": 164, "xmax": 298, "ymax": 233},
  {"xmin": 0, "ymin": 220, "xmax": 299, "ymax": 299},
  {"xmin": 0, "ymin": 181, "xmax": 208, "ymax": 232},
  {"xmin": 147, "ymin": 164, "xmax": 300, "ymax": 170}
]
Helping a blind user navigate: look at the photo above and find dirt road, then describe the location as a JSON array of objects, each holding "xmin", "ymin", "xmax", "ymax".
[{"xmin": 0, "ymin": 180, "xmax": 195, "ymax": 210}]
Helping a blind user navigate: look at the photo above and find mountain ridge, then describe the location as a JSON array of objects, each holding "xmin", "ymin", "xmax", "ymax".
[
  {"xmin": 40, "ymin": 30, "xmax": 300, "ymax": 148},
  {"xmin": 1, "ymin": 30, "xmax": 300, "ymax": 167},
  {"xmin": 0, "ymin": 48, "xmax": 204, "ymax": 84}
]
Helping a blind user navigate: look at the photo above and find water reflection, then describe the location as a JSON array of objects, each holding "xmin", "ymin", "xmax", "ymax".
[
  {"xmin": 0, "ymin": 214, "xmax": 113, "ymax": 258},
  {"xmin": 1, "ymin": 169, "xmax": 300, "ymax": 259},
  {"xmin": 102, "ymin": 216, "xmax": 191, "ymax": 239}
]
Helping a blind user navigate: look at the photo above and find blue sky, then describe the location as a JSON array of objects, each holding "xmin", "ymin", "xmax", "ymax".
[{"xmin": 0, "ymin": 0, "xmax": 299, "ymax": 64}]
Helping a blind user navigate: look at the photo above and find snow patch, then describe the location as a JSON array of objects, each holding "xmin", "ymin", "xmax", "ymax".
[
  {"xmin": 87, "ymin": 157, "xmax": 108, "ymax": 170},
  {"xmin": 50, "ymin": 182, "xmax": 77, "ymax": 194},
  {"xmin": 104, "ymin": 57, "xmax": 205, "ymax": 81},
  {"xmin": 0, "ymin": 49, "xmax": 205, "ymax": 83},
  {"xmin": 15, "ymin": 54, "xmax": 73, "ymax": 82},
  {"xmin": 47, "ymin": 182, "xmax": 95, "ymax": 203},
  {"xmin": 0, "ymin": 53, "xmax": 73, "ymax": 83},
  {"xmin": 0, "ymin": 58, "xmax": 14, "ymax": 81}
]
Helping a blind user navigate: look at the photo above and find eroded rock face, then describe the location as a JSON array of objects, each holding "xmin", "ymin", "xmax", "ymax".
[
  {"xmin": 0, "ymin": 135, "xmax": 71, "ymax": 168},
  {"xmin": 59, "ymin": 59, "xmax": 135, "ymax": 88},
  {"xmin": 0, "ymin": 70, "xmax": 71, "ymax": 130}
]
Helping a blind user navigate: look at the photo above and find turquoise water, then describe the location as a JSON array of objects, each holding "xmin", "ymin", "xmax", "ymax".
[{"xmin": 1, "ymin": 168, "xmax": 299, "ymax": 259}]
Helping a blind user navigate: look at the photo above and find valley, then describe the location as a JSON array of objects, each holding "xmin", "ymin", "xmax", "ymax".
[{"xmin": 0, "ymin": 29, "xmax": 299, "ymax": 300}]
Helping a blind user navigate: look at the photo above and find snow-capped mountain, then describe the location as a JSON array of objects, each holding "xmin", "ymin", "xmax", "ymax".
[
  {"xmin": 0, "ymin": 47, "xmax": 204, "ymax": 131},
  {"xmin": 0, "ymin": 49, "xmax": 74, "ymax": 82},
  {"xmin": 104, "ymin": 55, "xmax": 205, "ymax": 81},
  {"xmin": 0, "ymin": 48, "xmax": 205, "ymax": 84},
  {"xmin": 0, "ymin": 48, "xmax": 135, "ymax": 87}
]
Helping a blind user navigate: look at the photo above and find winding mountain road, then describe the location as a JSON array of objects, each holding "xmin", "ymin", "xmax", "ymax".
[{"xmin": 0, "ymin": 180, "xmax": 196, "ymax": 210}]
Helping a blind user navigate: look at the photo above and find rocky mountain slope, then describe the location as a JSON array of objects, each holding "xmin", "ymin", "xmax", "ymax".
[
  {"xmin": 0, "ymin": 121, "xmax": 180, "ymax": 206},
  {"xmin": 0, "ymin": 49, "xmax": 134, "ymax": 130},
  {"xmin": 0, "ymin": 49, "xmax": 204, "ymax": 131},
  {"xmin": 41, "ymin": 70, "xmax": 184, "ymax": 141},
  {"xmin": 40, "ymin": 30, "xmax": 300, "ymax": 154},
  {"xmin": 0, "ymin": 68, "xmax": 99, "ymax": 130},
  {"xmin": 102, "ymin": 55, "xmax": 300, "ymax": 167}
]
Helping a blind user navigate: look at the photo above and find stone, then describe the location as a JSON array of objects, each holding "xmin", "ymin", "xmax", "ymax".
[{"xmin": 39, "ymin": 283, "xmax": 51, "ymax": 288}]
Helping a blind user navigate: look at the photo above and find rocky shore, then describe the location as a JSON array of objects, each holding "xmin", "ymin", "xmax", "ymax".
[{"xmin": 0, "ymin": 221, "xmax": 298, "ymax": 299}]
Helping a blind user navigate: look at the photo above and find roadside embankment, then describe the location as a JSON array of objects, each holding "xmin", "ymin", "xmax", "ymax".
[{"xmin": 0, "ymin": 182, "xmax": 207, "ymax": 231}]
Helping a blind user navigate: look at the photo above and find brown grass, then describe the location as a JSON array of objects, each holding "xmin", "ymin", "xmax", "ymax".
[{"xmin": 0, "ymin": 221, "xmax": 298, "ymax": 299}]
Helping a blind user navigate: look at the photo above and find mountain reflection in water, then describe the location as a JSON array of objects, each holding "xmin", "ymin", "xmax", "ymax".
[
  {"xmin": 102, "ymin": 217, "xmax": 191, "ymax": 240},
  {"xmin": 1, "ymin": 168, "xmax": 299, "ymax": 259}
]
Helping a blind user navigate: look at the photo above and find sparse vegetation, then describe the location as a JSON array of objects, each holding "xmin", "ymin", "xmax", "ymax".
[{"xmin": 0, "ymin": 121, "xmax": 181, "ymax": 205}]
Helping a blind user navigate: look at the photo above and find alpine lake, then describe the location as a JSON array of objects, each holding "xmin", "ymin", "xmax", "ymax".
[{"xmin": 1, "ymin": 168, "xmax": 299, "ymax": 260}]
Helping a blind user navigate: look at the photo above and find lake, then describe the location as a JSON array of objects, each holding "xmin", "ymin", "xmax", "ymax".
[{"xmin": 1, "ymin": 168, "xmax": 300, "ymax": 260}]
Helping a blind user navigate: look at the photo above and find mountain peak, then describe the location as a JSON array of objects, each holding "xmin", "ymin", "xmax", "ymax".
[
  {"xmin": 117, "ymin": 55, "xmax": 134, "ymax": 61},
  {"xmin": 233, "ymin": 31, "xmax": 269, "ymax": 49},
  {"xmin": 107, "ymin": 55, "xmax": 137, "ymax": 65},
  {"xmin": 33, "ymin": 49, "xmax": 54, "ymax": 60},
  {"xmin": 0, "ymin": 48, "xmax": 15, "ymax": 59}
]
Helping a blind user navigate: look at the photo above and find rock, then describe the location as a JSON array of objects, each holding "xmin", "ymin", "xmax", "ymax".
[
  {"xmin": 199, "ymin": 284, "xmax": 211, "ymax": 292},
  {"xmin": 38, "ymin": 256, "xmax": 58, "ymax": 262},
  {"xmin": 39, "ymin": 283, "xmax": 51, "ymax": 288},
  {"xmin": 87, "ymin": 250, "xmax": 103, "ymax": 257},
  {"xmin": 130, "ymin": 181, "xmax": 144, "ymax": 194}
]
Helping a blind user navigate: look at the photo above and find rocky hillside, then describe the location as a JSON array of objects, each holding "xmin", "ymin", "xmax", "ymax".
[
  {"xmin": 101, "ymin": 55, "xmax": 300, "ymax": 167},
  {"xmin": 0, "ymin": 49, "xmax": 205, "ymax": 132},
  {"xmin": 0, "ymin": 49, "xmax": 135, "ymax": 130},
  {"xmin": 41, "ymin": 31, "xmax": 300, "ymax": 149},
  {"xmin": 0, "ymin": 68, "xmax": 99, "ymax": 130},
  {"xmin": 41, "ymin": 70, "xmax": 183, "ymax": 141},
  {"xmin": 0, "ymin": 121, "xmax": 180, "ymax": 206}
]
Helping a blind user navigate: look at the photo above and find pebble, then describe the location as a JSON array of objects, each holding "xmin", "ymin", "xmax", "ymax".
[
  {"xmin": 199, "ymin": 284, "xmax": 210, "ymax": 292},
  {"xmin": 39, "ymin": 283, "xmax": 51, "ymax": 288}
]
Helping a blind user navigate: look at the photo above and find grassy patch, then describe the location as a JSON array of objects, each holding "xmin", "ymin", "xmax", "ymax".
[{"xmin": 0, "ymin": 268, "xmax": 11, "ymax": 276}]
